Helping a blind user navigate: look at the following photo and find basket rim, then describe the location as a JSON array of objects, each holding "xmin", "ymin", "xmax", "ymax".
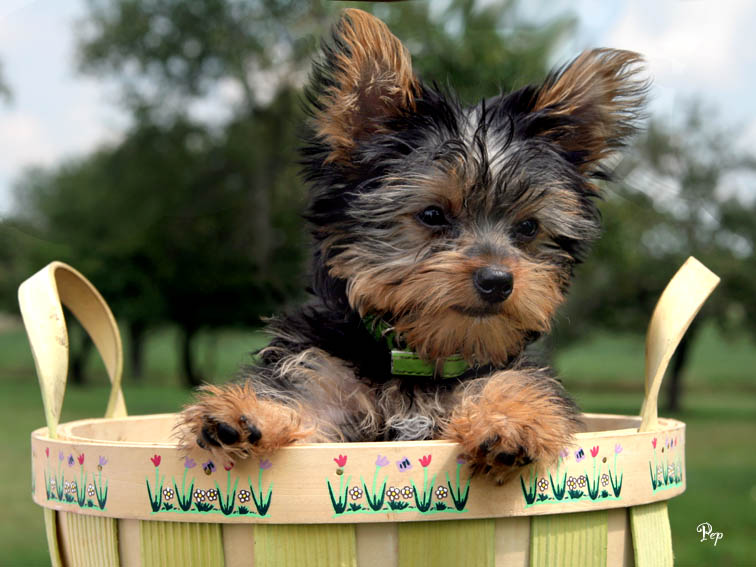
[{"xmin": 33, "ymin": 411, "xmax": 684, "ymax": 449}]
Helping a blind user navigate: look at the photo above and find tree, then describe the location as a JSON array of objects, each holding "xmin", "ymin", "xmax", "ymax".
[
  {"xmin": 382, "ymin": 0, "xmax": 575, "ymax": 103},
  {"xmin": 555, "ymin": 101, "xmax": 756, "ymax": 410},
  {"xmin": 0, "ymin": 58, "xmax": 11, "ymax": 102}
]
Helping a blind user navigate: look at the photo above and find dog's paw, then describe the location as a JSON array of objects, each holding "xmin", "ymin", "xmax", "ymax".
[
  {"xmin": 443, "ymin": 370, "xmax": 581, "ymax": 484},
  {"xmin": 176, "ymin": 383, "xmax": 310, "ymax": 462}
]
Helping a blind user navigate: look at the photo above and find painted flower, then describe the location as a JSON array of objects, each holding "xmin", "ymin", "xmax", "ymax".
[
  {"xmin": 386, "ymin": 487, "xmax": 401, "ymax": 501},
  {"xmin": 87, "ymin": 484, "xmax": 95, "ymax": 497},
  {"xmin": 396, "ymin": 457, "xmax": 412, "ymax": 472},
  {"xmin": 206, "ymin": 489, "xmax": 218, "ymax": 502},
  {"xmin": 537, "ymin": 478, "xmax": 549, "ymax": 492},
  {"xmin": 401, "ymin": 486, "xmax": 415, "ymax": 499},
  {"xmin": 162, "ymin": 487, "xmax": 174, "ymax": 501},
  {"xmin": 77, "ymin": 454, "xmax": 85, "ymax": 466},
  {"xmin": 575, "ymin": 448, "xmax": 585, "ymax": 463},
  {"xmin": 590, "ymin": 446, "xmax": 599, "ymax": 458},
  {"xmin": 98, "ymin": 456, "xmax": 107, "ymax": 471},
  {"xmin": 577, "ymin": 475, "xmax": 586, "ymax": 488},
  {"xmin": 375, "ymin": 455, "xmax": 389, "ymax": 468},
  {"xmin": 223, "ymin": 462, "xmax": 234, "ymax": 472},
  {"xmin": 185, "ymin": 457, "xmax": 197, "ymax": 469},
  {"xmin": 45, "ymin": 448, "xmax": 50, "ymax": 458},
  {"xmin": 70, "ymin": 481, "xmax": 77, "ymax": 492},
  {"xmin": 238, "ymin": 490, "xmax": 251, "ymax": 503},
  {"xmin": 435, "ymin": 486, "xmax": 449, "ymax": 499},
  {"xmin": 349, "ymin": 486, "xmax": 363, "ymax": 500},
  {"xmin": 68, "ymin": 455, "xmax": 75, "ymax": 467},
  {"xmin": 64, "ymin": 481, "xmax": 71, "ymax": 493},
  {"xmin": 49, "ymin": 479, "xmax": 56, "ymax": 488},
  {"xmin": 193, "ymin": 489, "xmax": 206, "ymax": 503},
  {"xmin": 652, "ymin": 438, "xmax": 657, "ymax": 449},
  {"xmin": 419, "ymin": 455, "xmax": 432, "ymax": 468},
  {"xmin": 601, "ymin": 474, "xmax": 609, "ymax": 487},
  {"xmin": 668, "ymin": 464, "xmax": 675, "ymax": 477},
  {"xmin": 559, "ymin": 449, "xmax": 569, "ymax": 460},
  {"xmin": 456, "ymin": 455, "xmax": 467, "ymax": 465},
  {"xmin": 260, "ymin": 459, "xmax": 273, "ymax": 470},
  {"xmin": 58, "ymin": 450, "xmax": 64, "ymax": 461},
  {"xmin": 614, "ymin": 443, "xmax": 623, "ymax": 455},
  {"xmin": 567, "ymin": 477, "xmax": 577, "ymax": 490},
  {"xmin": 334, "ymin": 455, "xmax": 347, "ymax": 468},
  {"xmin": 202, "ymin": 460, "xmax": 216, "ymax": 475},
  {"xmin": 150, "ymin": 454, "xmax": 161, "ymax": 467}
]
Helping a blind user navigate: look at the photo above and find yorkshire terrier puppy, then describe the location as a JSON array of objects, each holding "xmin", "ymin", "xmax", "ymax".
[{"xmin": 178, "ymin": 9, "xmax": 646, "ymax": 483}]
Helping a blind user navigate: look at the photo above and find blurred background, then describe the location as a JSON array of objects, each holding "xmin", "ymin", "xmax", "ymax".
[{"xmin": 1, "ymin": 1, "xmax": 754, "ymax": 564}]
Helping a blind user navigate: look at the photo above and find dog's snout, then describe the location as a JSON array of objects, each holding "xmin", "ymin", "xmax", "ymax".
[{"xmin": 473, "ymin": 266, "xmax": 514, "ymax": 303}]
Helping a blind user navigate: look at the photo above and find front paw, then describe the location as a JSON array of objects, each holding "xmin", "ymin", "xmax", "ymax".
[
  {"xmin": 443, "ymin": 371, "xmax": 581, "ymax": 484},
  {"xmin": 176, "ymin": 383, "xmax": 309, "ymax": 462}
]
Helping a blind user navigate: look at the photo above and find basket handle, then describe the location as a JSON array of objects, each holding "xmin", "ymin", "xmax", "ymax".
[
  {"xmin": 639, "ymin": 257, "xmax": 719, "ymax": 432},
  {"xmin": 18, "ymin": 261, "xmax": 127, "ymax": 438}
]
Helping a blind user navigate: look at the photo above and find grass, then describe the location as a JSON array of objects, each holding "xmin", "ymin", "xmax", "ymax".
[{"xmin": 1, "ymin": 319, "xmax": 754, "ymax": 565}]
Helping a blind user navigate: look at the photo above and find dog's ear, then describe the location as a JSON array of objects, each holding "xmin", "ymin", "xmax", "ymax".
[
  {"xmin": 309, "ymin": 9, "xmax": 419, "ymax": 164},
  {"xmin": 529, "ymin": 49, "xmax": 648, "ymax": 177}
]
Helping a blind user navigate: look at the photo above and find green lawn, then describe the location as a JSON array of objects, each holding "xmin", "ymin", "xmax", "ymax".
[{"xmin": 1, "ymin": 321, "xmax": 754, "ymax": 565}]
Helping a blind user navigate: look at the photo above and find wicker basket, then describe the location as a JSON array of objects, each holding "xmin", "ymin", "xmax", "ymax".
[{"xmin": 23, "ymin": 260, "xmax": 718, "ymax": 567}]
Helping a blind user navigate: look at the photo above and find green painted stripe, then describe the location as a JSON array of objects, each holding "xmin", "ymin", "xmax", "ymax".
[
  {"xmin": 398, "ymin": 519, "xmax": 495, "ymax": 567},
  {"xmin": 254, "ymin": 524, "xmax": 357, "ymax": 567},
  {"xmin": 62, "ymin": 513, "xmax": 119, "ymax": 567},
  {"xmin": 530, "ymin": 511, "xmax": 608, "ymax": 567},
  {"xmin": 630, "ymin": 502, "xmax": 673, "ymax": 567},
  {"xmin": 140, "ymin": 520, "xmax": 224, "ymax": 567}
]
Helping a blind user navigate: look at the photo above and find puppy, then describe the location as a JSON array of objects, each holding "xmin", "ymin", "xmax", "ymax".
[{"xmin": 178, "ymin": 9, "xmax": 646, "ymax": 483}]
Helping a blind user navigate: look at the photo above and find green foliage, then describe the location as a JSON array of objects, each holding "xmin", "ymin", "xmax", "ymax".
[
  {"xmin": 78, "ymin": 0, "xmax": 329, "ymax": 112},
  {"xmin": 555, "ymin": 101, "xmax": 756, "ymax": 345},
  {"xmin": 378, "ymin": 0, "xmax": 575, "ymax": 102}
]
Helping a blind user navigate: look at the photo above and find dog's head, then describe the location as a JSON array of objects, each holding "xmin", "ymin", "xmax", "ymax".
[{"xmin": 303, "ymin": 9, "xmax": 647, "ymax": 366}]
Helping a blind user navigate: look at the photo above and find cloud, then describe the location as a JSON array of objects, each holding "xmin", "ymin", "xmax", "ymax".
[{"xmin": 605, "ymin": 2, "xmax": 756, "ymax": 113}]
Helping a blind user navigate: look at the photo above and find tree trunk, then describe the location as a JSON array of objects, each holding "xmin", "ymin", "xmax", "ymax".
[
  {"xmin": 128, "ymin": 322, "xmax": 146, "ymax": 381},
  {"xmin": 69, "ymin": 323, "xmax": 92, "ymax": 385},
  {"xmin": 181, "ymin": 327, "xmax": 202, "ymax": 388},
  {"xmin": 665, "ymin": 320, "xmax": 699, "ymax": 412}
]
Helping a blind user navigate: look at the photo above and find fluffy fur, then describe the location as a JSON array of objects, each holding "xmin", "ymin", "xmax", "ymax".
[{"xmin": 177, "ymin": 9, "xmax": 647, "ymax": 482}]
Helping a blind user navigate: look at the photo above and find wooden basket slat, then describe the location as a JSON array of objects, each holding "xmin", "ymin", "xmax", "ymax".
[
  {"xmin": 355, "ymin": 523, "xmax": 398, "ymax": 567},
  {"xmin": 222, "ymin": 525, "xmax": 256, "ymax": 567},
  {"xmin": 140, "ymin": 520, "xmax": 225, "ymax": 567},
  {"xmin": 530, "ymin": 510, "xmax": 608, "ymax": 567},
  {"xmin": 630, "ymin": 502, "xmax": 673, "ymax": 567},
  {"xmin": 606, "ymin": 508, "xmax": 633, "ymax": 566},
  {"xmin": 493, "ymin": 517, "xmax": 529, "ymax": 566},
  {"xmin": 253, "ymin": 524, "xmax": 357, "ymax": 567},
  {"xmin": 58, "ymin": 512, "xmax": 119, "ymax": 567},
  {"xmin": 397, "ymin": 519, "xmax": 495, "ymax": 567},
  {"xmin": 44, "ymin": 508, "xmax": 63, "ymax": 567}
]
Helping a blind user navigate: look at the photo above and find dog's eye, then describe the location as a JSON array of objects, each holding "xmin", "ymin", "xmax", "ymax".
[
  {"xmin": 417, "ymin": 206, "xmax": 450, "ymax": 228},
  {"xmin": 514, "ymin": 219, "xmax": 539, "ymax": 240}
]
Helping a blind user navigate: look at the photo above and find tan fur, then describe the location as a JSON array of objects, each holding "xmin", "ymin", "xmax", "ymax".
[
  {"xmin": 331, "ymin": 251, "xmax": 564, "ymax": 365},
  {"xmin": 443, "ymin": 369, "xmax": 583, "ymax": 483},
  {"xmin": 177, "ymin": 383, "xmax": 313, "ymax": 461},
  {"xmin": 316, "ymin": 9, "xmax": 419, "ymax": 163},
  {"xmin": 534, "ymin": 49, "xmax": 647, "ymax": 176}
]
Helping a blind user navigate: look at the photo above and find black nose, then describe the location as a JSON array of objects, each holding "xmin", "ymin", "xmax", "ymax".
[{"xmin": 473, "ymin": 266, "xmax": 514, "ymax": 303}]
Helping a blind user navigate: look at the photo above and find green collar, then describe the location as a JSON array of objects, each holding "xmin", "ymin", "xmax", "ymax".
[{"xmin": 363, "ymin": 315, "xmax": 470, "ymax": 379}]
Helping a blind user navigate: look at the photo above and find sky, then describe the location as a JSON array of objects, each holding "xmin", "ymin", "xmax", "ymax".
[{"xmin": 1, "ymin": 0, "xmax": 755, "ymax": 215}]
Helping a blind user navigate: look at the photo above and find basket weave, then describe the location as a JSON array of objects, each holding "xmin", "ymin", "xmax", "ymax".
[{"xmin": 22, "ymin": 260, "xmax": 719, "ymax": 567}]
